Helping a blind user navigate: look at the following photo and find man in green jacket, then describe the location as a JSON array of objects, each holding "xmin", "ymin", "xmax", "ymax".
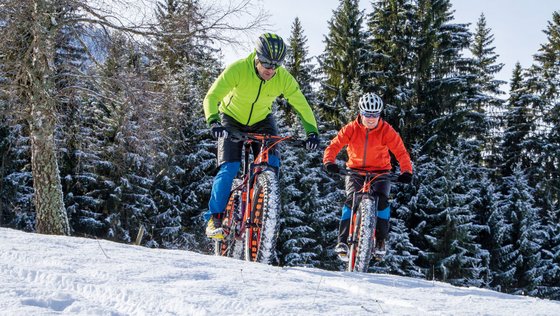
[{"xmin": 203, "ymin": 33, "xmax": 320, "ymax": 239}]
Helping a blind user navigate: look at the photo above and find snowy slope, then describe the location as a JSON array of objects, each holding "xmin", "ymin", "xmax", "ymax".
[{"xmin": 1, "ymin": 227, "xmax": 559, "ymax": 315}]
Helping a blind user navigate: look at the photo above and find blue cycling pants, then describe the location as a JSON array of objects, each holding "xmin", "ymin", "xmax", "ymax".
[
  {"xmin": 340, "ymin": 204, "xmax": 390, "ymax": 220},
  {"xmin": 204, "ymin": 155, "xmax": 280, "ymax": 221}
]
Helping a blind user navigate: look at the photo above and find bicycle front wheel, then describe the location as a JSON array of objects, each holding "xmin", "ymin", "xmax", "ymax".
[
  {"xmin": 349, "ymin": 197, "xmax": 378, "ymax": 272},
  {"xmin": 244, "ymin": 169, "xmax": 280, "ymax": 264}
]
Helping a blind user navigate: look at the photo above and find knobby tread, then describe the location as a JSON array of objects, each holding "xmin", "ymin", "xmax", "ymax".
[
  {"xmin": 245, "ymin": 170, "xmax": 280, "ymax": 264},
  {"xmin": 349, "ymin": 197, "xmax": 377, "ymax": 272},
  {"xmin": 215, "ymin": 179, "xmax": 244, "ymax": 259}
]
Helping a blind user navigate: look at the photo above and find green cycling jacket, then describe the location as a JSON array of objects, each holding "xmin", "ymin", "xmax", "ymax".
[{"xmin": 203, "ymin": 52, "xmax": 319, "ymax": 135}]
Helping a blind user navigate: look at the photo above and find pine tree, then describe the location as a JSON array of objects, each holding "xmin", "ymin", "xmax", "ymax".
[
  {"xmin": 153, "ymin": 0, "xmax": 219, "ymax": 75},
  {"xmin": 527, "ymin": 11, "xmax": 560, "ymax": 299},
  {"xmin": 365, "ymin": 0, "xmax": 416, "ymax": 129},
  {"xmin": 148, "ymin": 0, "xmax": 222, "ymax": 250},
  {"xmin": 532, "ymin": 11, "xmax": 560, "ymax": 226},
  {"xmin": 64, "ymin": 97, "xmax": 114, "ymax": 238},
  {"xmin": 368, "ymin": 142, "xmax": 423, "ymax": 278},
  {"xmin": 298, "ymin": 153, "xmax": 342, "ymax": 268},
  {"xmin": 53, "ymin": 4, "xmax": 92, "ymax": 237},
  {"xmin": 285, "ymin": 17, "xmax": 317, "ymax": 101},
  {"xmin": 0, "ymin": 122, "xmax": 34, "ymax": 231},
  {"xmin": 275, "ymin": 20, "xmax": 326, "ymax": 266},
  {"xmin": 489, "ymin": 166, "xmax": 546, "ymax": 296},
  {"xmin": 365, "ymin": 0, "xmax": 474, "ymax": 155},
  {"xmin": 0, "ymin": 120, "xmax": 10, "ymax": 226},
  {"xmin": 310, "ymin": 166, "xmax": 345, "ymax": 271},
  {"xmin": 410, "ymin": 145, "xmax": 489, "ymax": 286},
  {"xmin": 373, "ymin": 216, "xmax": 423, "ymax": 277},
  {"xmin": 278, "ymin": 145, "xmax": 322, "ymax": 267},
  {"xmin": 319, "ymin": 0, "xmax": 367, "ymax": 126},
  {"xmin": 409, "ymin": 0, "xmax": 473, "ymax": 155},
  {"xmin": 147, "ymin": 57, "xmax": 216, "ymax": 250},
  {"xmin": 471, "ymin": 173, "xmax": 497, "ymax": 287},
  {"xmin": 283, "ymin": 17, "xmax": 318, "ymax": 129},
  {"xmin": 0, "ymin": 15, "xmax": 31, "ymax": 227},
  {"xmin": 62, "ymin": 32, "xmax": 160, "ymax": 243},
  {"xmin": 499, "ymin": 63, "xmax": 536, "ymax": 178},
  {"xmin": 154, "ymin": 0, "xmax": 186, "ymax": 73},
  {"xmin": 541, "ymin": 220, "xmax": 560, "ymax": 299},
  {"xmin": 465, "ymin": 13, "xmax": 505, "ymax": 166}
]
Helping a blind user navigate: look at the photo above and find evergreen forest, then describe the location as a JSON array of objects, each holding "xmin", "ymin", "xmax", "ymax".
[{"xmin": 1, "ymin": 0, "xmax": 559, "ymax": 300}]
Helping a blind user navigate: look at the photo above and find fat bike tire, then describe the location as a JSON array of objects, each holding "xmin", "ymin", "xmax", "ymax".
[
  {"xmin": 244, "ymin": 170, "xmax": 280, "ymax": 264},
  {"xmin": 349, "ymin": 198, "xmax": 377, "ymax": 272}
]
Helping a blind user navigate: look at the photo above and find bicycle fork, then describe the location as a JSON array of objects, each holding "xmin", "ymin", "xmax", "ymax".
[{"xmin": 347, "ymin": 193, "xmax": 360, "ymax": 269}]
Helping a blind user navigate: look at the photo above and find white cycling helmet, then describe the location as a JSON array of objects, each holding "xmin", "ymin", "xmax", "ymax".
[{"xmin": 358, "ymin": 93, "xmax": 384, "ymax": 114}]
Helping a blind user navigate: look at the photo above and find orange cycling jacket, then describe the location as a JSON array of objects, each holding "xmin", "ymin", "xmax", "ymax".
[{"xmin": 323, "ymin": 117, "xmax": 413, "ymax": 173}]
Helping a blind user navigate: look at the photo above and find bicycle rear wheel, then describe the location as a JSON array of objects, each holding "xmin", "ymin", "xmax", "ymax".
[
  {"xmin": 244, "ymin": 169, "xmax": 280, "ymax": 264},
  {"xmin": 348, "ymin": 197, "xmax": 377, "ymax": 272},
  {"xmin": 214, "ymin": 179, "xmax": 244, "ymax": 259}
]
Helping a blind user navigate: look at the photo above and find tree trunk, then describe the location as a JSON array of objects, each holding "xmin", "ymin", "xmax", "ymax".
[{"xmin": 28, "ymin": 0, "xmax": 70, "ymax": 235}]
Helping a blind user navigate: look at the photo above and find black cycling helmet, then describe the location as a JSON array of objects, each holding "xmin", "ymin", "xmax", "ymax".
[{"xmin": 255, "ymin": 33, "xmax": 287, "ymax": 65}]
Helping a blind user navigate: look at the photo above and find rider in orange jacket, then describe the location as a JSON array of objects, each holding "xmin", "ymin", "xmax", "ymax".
[{"xmin": 323, "ymin": 92, "xmax": 413, "ymax": 261}]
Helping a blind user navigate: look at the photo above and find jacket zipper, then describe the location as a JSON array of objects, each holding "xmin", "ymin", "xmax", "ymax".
[
  {"xmin": 362, "ymin": 128, "xmax": 369, "ymax": 169},
  {"xmin": 225, "ymin": 97, "xmax": 232, "ymax": 108},
  {"xmin": 246, "ymin": 80, "xmax": 264, "ymax": 126}
]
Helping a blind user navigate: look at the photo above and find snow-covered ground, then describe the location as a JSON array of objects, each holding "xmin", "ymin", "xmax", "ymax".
[{"xmin": 1, "ymin": 227, "xmax": 559, "ymax": 315}]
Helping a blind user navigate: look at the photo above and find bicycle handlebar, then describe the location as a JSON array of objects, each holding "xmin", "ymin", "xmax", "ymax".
[
  {"xmin": 225, "ymin": 131, "xmax": 305, "ymax": 148},
  {"xmin": 335, "ymin": 168, "xmax": 401, "ymax": 182}
]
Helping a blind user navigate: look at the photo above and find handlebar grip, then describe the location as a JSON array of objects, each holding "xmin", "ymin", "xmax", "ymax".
[{"xmin": 225, "ymin": 131, "xmax": 247, "ymax": 143}]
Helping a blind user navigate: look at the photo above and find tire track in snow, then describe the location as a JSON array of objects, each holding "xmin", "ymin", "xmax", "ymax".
[{"xmin": 0, "ymin": 242, "xmax": 206, "ymax": 315}]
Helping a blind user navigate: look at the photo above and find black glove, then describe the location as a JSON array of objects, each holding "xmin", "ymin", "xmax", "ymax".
[
  {"xmin": 398, "ymin": 172, "xmax": 412, "ymax": 183},
  {"xmin": 305, "ymin": 133, "xmax": 320, "ymax": 150},
  {"xmin": 210, "ymin": 122, "xmax": 228, "ymax": 139},
  {"xmin": 324, "ymin": 162, "xmax": 340, "ymax": 174}
]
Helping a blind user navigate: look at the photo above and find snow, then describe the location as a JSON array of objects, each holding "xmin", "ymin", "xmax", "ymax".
[{"xmin": 1, "ymin": 227, "xmax": 559, "ymax": 315}]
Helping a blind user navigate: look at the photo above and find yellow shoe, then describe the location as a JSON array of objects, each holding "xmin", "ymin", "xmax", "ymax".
[
  {"xmin": 206, "ymin": 216, "xmax": 224, "ymax": 240},
  {"xmin": 207, "ymin": 230, "xmax": 224, "ymax": 240},
  {"xmin": 335, "ymin": 243, "xmax": 349, "ymax": 262}
]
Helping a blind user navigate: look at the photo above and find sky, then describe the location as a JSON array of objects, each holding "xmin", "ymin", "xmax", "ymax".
[
  {"xmin": 2, "ymin": 227, "xmax": 560, "ymax": 315},
  {"xmin": 222, "ymin": 0, "xmax": 560, "ymax": 85}
]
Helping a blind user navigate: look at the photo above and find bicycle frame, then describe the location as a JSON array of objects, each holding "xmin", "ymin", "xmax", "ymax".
[
  {"xmin": 218, "ymin": 132, "xmax": 298, "ymax": 262},
  {"xmin": 237, "ymin": 134, "xmax": 290, "ymax": 227},
  {"xmin": 346, "ymin": 170, "xmax": 389, "ymax": 241}
]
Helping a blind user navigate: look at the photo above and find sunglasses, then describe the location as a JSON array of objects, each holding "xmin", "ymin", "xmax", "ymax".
[
  {"xmin": 259, "ymin": 60, "xmax": 280, "ymax": 70},
  {"xmin": 361, "ymin": 111, "xmax": 381, "ymax": 118}
]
